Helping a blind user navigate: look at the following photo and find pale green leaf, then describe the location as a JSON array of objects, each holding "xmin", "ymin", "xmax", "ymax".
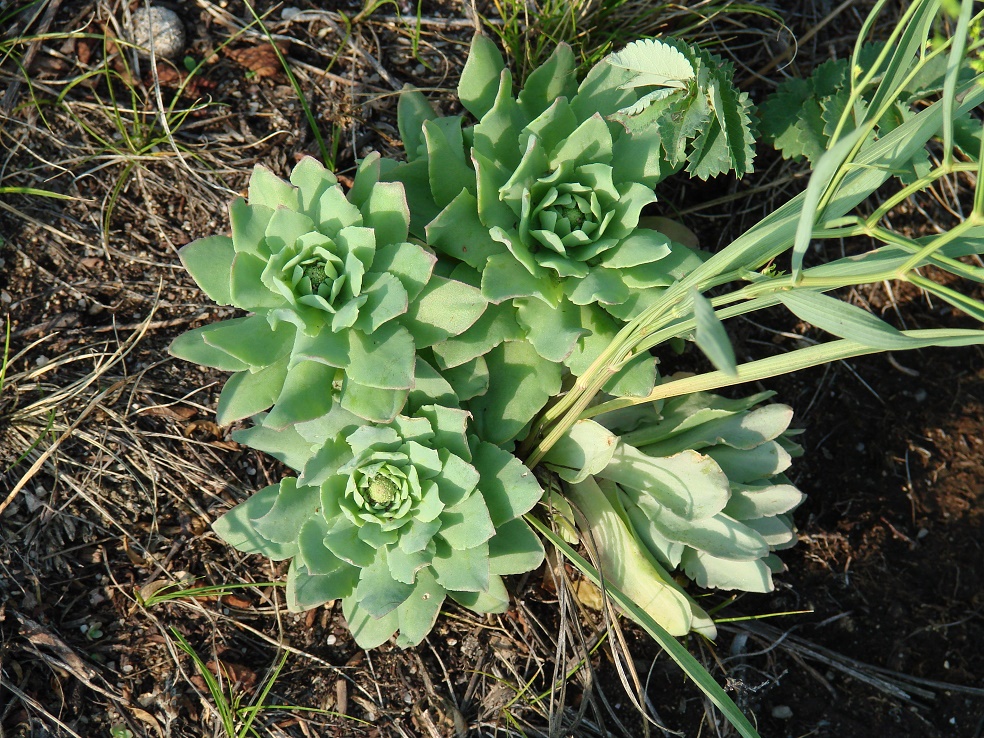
[{"xmin": 693, "ymin": 290, "xmax": 737, "ymax": 375}]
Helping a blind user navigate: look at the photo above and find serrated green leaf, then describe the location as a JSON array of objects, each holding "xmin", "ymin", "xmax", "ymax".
[
  {"xmin": 488, "ymin": 518, "xmax": 545, "ymax": 576},
  {"xmin": 606, "ymin": 38, "xmax": 694, "ymax": 89}
]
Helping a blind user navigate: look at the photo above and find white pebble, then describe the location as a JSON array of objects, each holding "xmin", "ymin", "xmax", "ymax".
[
  {"xmin": 771, "ymin": 705, "xmax": 793, "ymax": 719},
  {"xmin": 131, "ymin": 6, "xmax": 186, "ymax": 60}
]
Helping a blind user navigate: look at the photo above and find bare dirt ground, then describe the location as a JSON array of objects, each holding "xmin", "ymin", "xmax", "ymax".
[{"xmin": 1, "ymin": 1, "xmax": 982, "ymax": 737}]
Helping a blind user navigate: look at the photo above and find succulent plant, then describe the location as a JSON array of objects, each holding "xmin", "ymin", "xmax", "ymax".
[
  {"xmin": 211, "ymin": 404, "xmax": 546, "ymax": 648},
  {"xmin": 543, "ymin": 390, "xmax": 803, "ymax": 635},
  {"xmin": 597, "ymin": 391, "xmax": 804, "ymax": 593},
  {"xmin": 169, "ymin": 156, "xmax": 487, "ymax": 427}
]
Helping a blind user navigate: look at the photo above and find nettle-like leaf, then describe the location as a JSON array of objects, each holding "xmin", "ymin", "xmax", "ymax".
[
  {"xmin": 170, "ymin": 156, "xmax": 487, "ymax": 428},
  {"xmin": 758, "ymin": 44, "xmax": 979, "ymax": 182},
  {"xmin": 606, "ymin": 38, "xmax": 756, "ymax": 180},
  {"xmin": 212, "ymin": 405, "xmax": 545, "ymax": 649}
]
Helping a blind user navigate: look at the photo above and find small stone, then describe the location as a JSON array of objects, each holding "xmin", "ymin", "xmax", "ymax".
[
  {"xmin": 131, "ymin": 6, "xmax": 186, "ymax": 60},
  {"xmin": 771, "ymin": 705, "xmax": 793, "ymax": 720},
  {"xmin": 325, "ymin": 634, "xmax": 337, "ymax": 646}
]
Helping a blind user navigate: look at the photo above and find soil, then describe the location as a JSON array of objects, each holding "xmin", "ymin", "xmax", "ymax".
[{"xmin": 1, "ymin": 2, "xmax": 981, "ymax": 737}]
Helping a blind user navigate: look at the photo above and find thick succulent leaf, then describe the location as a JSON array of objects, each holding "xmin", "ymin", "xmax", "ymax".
[
  {"xmin": 407, "ymin": 358, "xmax": 458, "ymax": 413},
  {"xmin": 216, "ymin": 356, "xmax": 289, "ymax": 425},
  {"xmin": 516, "ymin": 297, "xmax": 588, "ymax": 362},
  {"xmin": 571, "ymin": 55, "xmax": 636, "ymax": 122},
  {"xmin": 248, "ymin": 164, "xmax": 299, "ymax": 210},
  {"xmin": 744, "ymin": 515, "xmax": 797, "ymax": 549},
  {"xmin": 344, "ymin": 323, "xmax": 415, "ymax": 391},
  {"xmin": 706, "ymin": 441, "xmax": 792, "ymax": 483},
  {"xmin": 471, "ymin": 439, "xmax": 544, "ymax": 526},
  {"xmin": 430, "ymin": 539, "xmax": 490, "ymax": 592},
  {"xmin": 477, "ymin": 69, "xmax": 526, "ymax": 160},
  {"xmin": 610, "ymin": 126, "xmax": 666, "ymax": 187},
  {"xmin": 179, "ymin": 235, "xmax": 235, "ymax": 305},
  {"xmin": 473, "ymin": 150, "xmax": 518, "ymax": 229},
  {"xmin": 481, "ymin": 250, "xmax": 560, "ymax": 304},
  {"xmin": 287, "ymin": 561, "xmax": 359, "ymax": 611},
  {"xmin": 426, "ymin": 189, "xmax": 505, "ymax": 271},
  {"xmin": 295, "ymin": 518, "xmax": 347, "ymax": 575},
  {"xmin": 550, "ymin": 114, "xmax": 613, "ymax": 170},
  {"xmin": 401, "ymin": 275, "xmax": 487, "ymax": 348},
  {"xmin": 637, "ymin": 403, "xmax": 795, "ymax": 456},
  {"xmin": 339, "ymin": 376, "xmax": 408, "ymax": 423},
  {"xmin": 202, "ymin": 315, "xmax": 293, "ymax": 370},
  {"xmin": 388, "ymin": 159, "xmax": 440, "ymax": 238},
  {"xmin": 343, "ymin": 596, "xmax": 399, "ymax": 649},
  {"xmin": 599, "ymin": 229, "xmax": 673, "ymax": 269},
  {"xmin": 647, "ymin": 508, "xmax": 770, "ymax": 561},
  {"xmin": 681, "ymin": 549, "xmax": 773, "ymax": 593},
  {"xmin": 430, "ymin": 301, "xmax": 523, "ymax": 369},
  {"xmin": 361, "ymin": 181, "xmax": 410, "ymax": 246},
  {"xmin": 458, "ymin": 33, "xmax": 506, "ymax": 119},
  {"xmin": 323, "ymin": 517, "xmax": 376, "ymax": 568},
  {"xmin": 435, "ymin": 452, "xmax": 481, "ymax": 509},
  {"xmin": 348, "ymin": 151, "xmax": 383, "ymax": 208},
  {"xmin": 518, "ymin": 42, "xmax": 578, "ymax": 119},
  {"xmin": 292, "ymin": 328, "xmax": 350, "ymax": 368},
  {"xmin": 447, "ymin": 575, "xmax": 510, "ymax": 614},
  {"xmin": 564, "ymin": 477, "xmax": 695, "ymax": 636},
  {"xmin": 424, "ymin": 117, "xmax": 475, "ymax": 209},
  {"xmin": 251, "ymin": 477, "xmax": 320, "ymax": 544},
  {"xmin": 622, "ymin": 494, "xmax": 685, "ymax": 568},
  {"xmin": 439, "ymin": 355, "xmax": 490, "ymax": 401},
  {"xmin": 469, "ymin": 341, "xmax": 563, "ymax": 445},
  {"xmin": 169, "ymin": 324, "xmax": 250, "ymax": 372},
  {"xmin": 371, "ymin": 241, "xmax": 436, "ymax": 304},
  {"xmin": 398, "ymin": 87, "xmax": 438, "ymax": 161},
  {"xmin": 211, "ymin": 484, "xmax": 297, "ymax": 560},
  {"xmin": 355, "ymin": 550, "xmax": 415, "ymax": 617},
  {"xmin": 418, "ymin": 404, "xmax": 472, "ymax": 462},
  {"xmin": 602, "ymin": 445, "xmax": 730, "ymax": 521},
  {"xmin": 605, "ymin": 350, "xmax": 658, "ymax": 398},
  {"xmin": 265, "ymin": 360, "xmax": 337, "ymax": 429},
  {"xmin": 488, "ymin": 518, "xmax": 545, "ymax": 575},
  {"xmin": 393, "ymin": 567, "xmax": 446, "ymax": 647},
  {"xmin": 229, "ymin": 198, "xmax": 273, "ymax": 257},
  {"xmin": 542, "ymin": 420, "xmax": 619, "ymax": 484},
  {"xmin": 230, "ymin": 251, "xmax": 282, "ymax": 310},
  {"xmin": 290, "ymin": 156, "xmax": 337, "ymax": 213},
  {"xmin": 232, "ymin": 415, "xmax": 316, "ymax": 471},
  {"xmin": 566, "ymin": 267, "xmax": 631, "ymax": 307},
  {"xmin": 438, "ymin": 493, "xmax": 496, "ymax": 549}
]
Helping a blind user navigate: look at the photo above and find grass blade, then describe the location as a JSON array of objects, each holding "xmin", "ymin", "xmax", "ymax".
[{"xmin": 527, "ymin": 514, "xmax": 762, "ymax": 738}]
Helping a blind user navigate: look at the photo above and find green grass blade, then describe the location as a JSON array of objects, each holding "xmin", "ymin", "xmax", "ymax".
[
  {"xmin": 526, "ymin": 514, "xmax": 762, "ymax": 738},
  {"xmin": 586, "ymin": 328, "xmax": 984, "ymax": 417}
]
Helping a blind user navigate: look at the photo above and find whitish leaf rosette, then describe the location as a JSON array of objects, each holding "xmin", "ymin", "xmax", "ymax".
[
  {"xmin": 212, "ymin": 404, "xmax": 545, "ymax": 649},
  {"xmin": 599, "ymin": 391, "xmax": 805, "ymax": 593},
  {"xmin": 169, "ymin": 156, "xmax": 486, "ymax": 427},
  {"xmin": 547, "ymin": 391, "xmax": 804, "ymax": 611}
]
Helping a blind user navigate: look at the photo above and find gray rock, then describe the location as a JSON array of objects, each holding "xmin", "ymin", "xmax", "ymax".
[{"xmin": 131, "ymin": 6, "xmax": 186, "ymax": 59}]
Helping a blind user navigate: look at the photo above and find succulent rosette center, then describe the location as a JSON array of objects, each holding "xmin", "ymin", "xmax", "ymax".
[
  {"xmin": 517, "ymin": 163, "xmax": 621, "ymax": 276},
  {"xmin": 345, "ymin": 456, "xmax": 418, "ymax": 527},
  {"xmin": 268, "ymin": 233, "xmax": 350, "ymax": 312}
]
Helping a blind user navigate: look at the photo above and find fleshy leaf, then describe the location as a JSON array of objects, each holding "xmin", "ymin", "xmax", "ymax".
[
  {"xmin": 179, "ymin": 235, "xmax": 235, "ymax": 305},
  {"xmin": 458, "ymin": 34, "xmax": 506, "ymax": 119}
]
